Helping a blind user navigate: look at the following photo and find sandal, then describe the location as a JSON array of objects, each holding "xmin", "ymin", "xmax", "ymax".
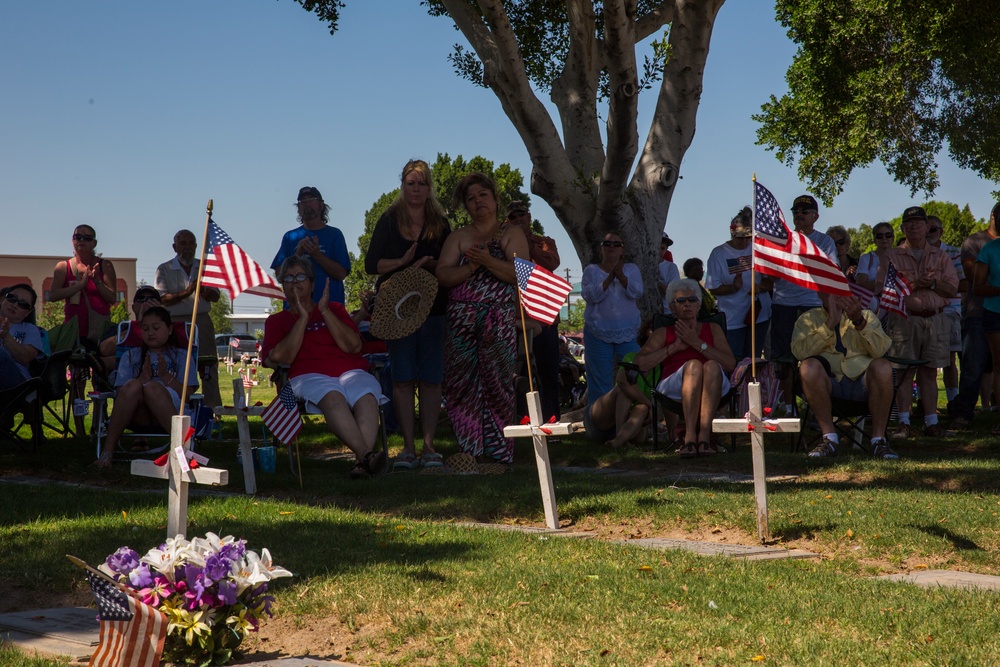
[
  {"xmin": 393, "ymin": 451, "xmax": 419, "ymax": 471},
  {"xmin": 697, "ymin": 441, "xmax": 718, "ymax": 457},
  {"xmin": 678, "ymin": 442, "xmax": 698, "ymax": 459},
  {"xmin": 421, "ymin": 451, "xmax": 444, "ymax": 468}
]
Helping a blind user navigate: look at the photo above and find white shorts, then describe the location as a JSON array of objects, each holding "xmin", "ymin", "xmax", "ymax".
[
  {"xmin": 655, "ymin": 362, "xmax": 731, "ymax": 401},
  {"xmin": 290, "ymin": 370, "xmax": 385, "ymax": 411}
]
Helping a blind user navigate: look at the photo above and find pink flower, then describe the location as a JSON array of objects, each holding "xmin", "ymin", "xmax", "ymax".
[{"xmin": 139, "ymin": 575, "xmax": 173, "ymax": 607}]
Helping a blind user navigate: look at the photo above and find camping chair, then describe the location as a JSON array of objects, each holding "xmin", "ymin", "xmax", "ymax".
[
  {"xmin": 0, "ymin": 348, "xmax": 75, "ymax": 451},
  {"xmin": 0, "ymin": 378, "xmax": 42, "ymax": 451},
  {"xmin": 269, "ymin": 362, "xmax": 390, "ymax": 476},
  {"xmin": 789, "ymin": 354, "xmax": 926, "ymax": 453},
  {"xmin": 89, "ymin": 321, "xmax": 212, "ymax": 460}
]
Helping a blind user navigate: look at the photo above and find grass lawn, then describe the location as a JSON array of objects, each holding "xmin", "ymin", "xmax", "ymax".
[{"xmin": 3, "ymin": 375, "xmax": 1000, "ymax": 665}]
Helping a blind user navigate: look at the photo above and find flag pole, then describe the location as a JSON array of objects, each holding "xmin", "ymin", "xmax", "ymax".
[
  {"xmin": 513, "ymin": 253, "xmax": 536, "ymax": 393},
  {"xmin": 750, "ymin": 175, "xmax": 757, "ymax": 381},
  {"xmin": 179, "ymin": 199, "xmax": 213, "ymax": 411}
]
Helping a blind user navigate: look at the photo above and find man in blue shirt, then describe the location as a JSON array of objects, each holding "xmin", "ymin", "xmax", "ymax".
[{"xmin": 271, "ymin": 186, "xmax": 351, "ymax": 305}]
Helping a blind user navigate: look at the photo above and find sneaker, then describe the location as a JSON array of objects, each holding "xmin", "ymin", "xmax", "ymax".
[
  {"xmin": 924, "ymin": 424, "xmax": 955, "ymax": 438},
  {"xmin": 807, "ymin": 438, "xmax": 837, "ymax": 458},
  {"xmin": 871, "ymin": 441, "xmax": 900, "ymax": 460},
  {"xmin": 890, "ymin": 423, "xmax": 911, "ymax": 440}
]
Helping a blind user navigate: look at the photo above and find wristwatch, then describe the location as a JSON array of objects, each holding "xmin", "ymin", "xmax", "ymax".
[{"xmin": 699, "ymin": 342, "xmax": 708, "ymax": 352}]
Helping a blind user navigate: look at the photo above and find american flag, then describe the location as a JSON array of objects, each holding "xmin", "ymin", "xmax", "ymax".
[
  {"xmin": 202, "ymin": 220, "xmax": 285, "ymax": 300},
  {"xmin": 87, "ymin": 571, "xmax": 167, "ymax": 667},
  {"xmin": 849, "ymin": 281, "xmax": 876, "ymax": 310},
  {"xmin": 751, "ymin": 181, "xmax": 852, "ymax": 296},
  {"xmin": 262, "ymin": 383, "xmax": 302, "ymax": 444},
  {"xmin": 514, "ymin": 257, "xmax": 573, "ymax": 325},
  {"xmin": 878, "ymin": 260, "xmax": 912, "ymax": 318}
]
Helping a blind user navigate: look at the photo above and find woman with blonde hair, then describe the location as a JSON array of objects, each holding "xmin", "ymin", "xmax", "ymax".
[{"xmin": 365, "ymin": 159, "xmax": 452, "ymax": 469}]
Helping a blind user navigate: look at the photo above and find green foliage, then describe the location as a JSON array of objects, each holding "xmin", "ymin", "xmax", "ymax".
[
  {"xmin": 109, "ymin": 300, "xmax": 129, "ymax": 326},
  {"xmin": 559, "ymin": 299, "xmax": 585, "ymax": 333},
  {"xmin": 35, "ymin": 301, "xmax": 64, "ymax": 331},
  {"xmin": 286, "ymin": 0, "xmax": 344, "ymax": 35},
  {"xmin": 210, "ymin": 293, "xmax": 233, "ymax": 335},
  {"xmin": 846, "ymin": 223, "xmax": 874, "ymax": 258},
  {"xmin": 757, "ymin": 1, "xmax": 1000, "ymax": 203}
]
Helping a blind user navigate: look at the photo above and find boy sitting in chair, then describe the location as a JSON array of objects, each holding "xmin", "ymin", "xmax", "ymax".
[{"xmin": 791, "ymin": 292, "xmax": 897, "ymax": 460}]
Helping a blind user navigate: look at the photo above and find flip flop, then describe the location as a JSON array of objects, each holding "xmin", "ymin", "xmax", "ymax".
[
  {"xmin": 697, "ymin": 441, "xmax": 718, "ymax": 457},
  {"xmin": 393, "ymin": 451, "xmax": 419, "ymax": 471},
  {"xmin": 421, "ymin": 452, "xmax": 444, "ymax": 468}
]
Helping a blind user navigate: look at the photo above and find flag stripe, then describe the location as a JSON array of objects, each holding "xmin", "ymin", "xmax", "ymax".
[
  {"xmin": 202, "ymin": 219, "xmax": 285, "ymax": 301},
  {"xmin": 87, "ymin": 571, "xmax": 167, "ymax": 667},
  {"xmin": 513, "ymin": 257, "xmax": 573, "ymax": 325},
  {"xmin": 262, "ymin": 384, "xmax": 303, "ymax": 444}
]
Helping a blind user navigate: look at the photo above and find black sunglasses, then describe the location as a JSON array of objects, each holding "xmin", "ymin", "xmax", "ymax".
[
  {"xmin": 928, "ymin": 227, "xmax": 941, "ymax": 234},
  {"xmin": 790, "ymin": 207, "xmax": 814, "ymax": 214},
  {"xmin": 507, "ymin": 210, "xmax": 529, "ymax": 219},
  {"xmin": 133, "ymin": 294, "xmax": 160, "ymax": 304},
  {"xmin": 673, "ymin": 296, "xmax": 699, "ymax": 304},
  {"xmin": 835, "ymin": 238, "xmax": 848, "ymax": 246},
  {"xmin": 4, "ymin": 292, "xmax": 32, "ymax": 311},
  {"xmin": 281, "ymin": 273, "xmax": 310, "ymax": 284},
  {"xmin": 874, "ymin": 233, "xmax": 894, "ymax": 239},
  {"xmin": 601, "ymin": 241, "xmax": 624, "ymax": 248},
  {"xmin": 73, "ymin": 233, "xmax": 96, "ymax": 242}
]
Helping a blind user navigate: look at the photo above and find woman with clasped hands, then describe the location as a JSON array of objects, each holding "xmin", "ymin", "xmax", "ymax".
[
  {"xmin": 581, "ymin": 231, "xmax": 644, "ymax": 405},
  {"xmin": 261, "ymin": 256, "xmax": 386, "ymax": 479},
  {"xmin": 636, "ymin": 279, "xmax": 736, "ymax": 457},
  {"xmin": 436, "ymin": 172, "xmax": 530, "ymax": 464}
]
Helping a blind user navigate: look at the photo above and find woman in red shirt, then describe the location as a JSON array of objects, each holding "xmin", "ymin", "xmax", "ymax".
[
  {"xmin": 261, "ymin": 257, "xmax": 387, "ymax": 479},
  {"xmin": 636, "ymin": 279, "xmax": 735, "ymax": 457}
]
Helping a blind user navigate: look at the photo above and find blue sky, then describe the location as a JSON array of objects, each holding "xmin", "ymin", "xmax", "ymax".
[{"xmin": 2, "ymin": 1, "xmax": 996, "ymax": 314}]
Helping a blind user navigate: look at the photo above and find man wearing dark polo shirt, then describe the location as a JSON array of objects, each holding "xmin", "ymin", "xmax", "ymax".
[{"xmin": 877, "ymin": 206, "xmax": 959, "ymax": 439}]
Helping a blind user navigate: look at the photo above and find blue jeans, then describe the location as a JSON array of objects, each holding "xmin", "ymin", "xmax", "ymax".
[
  {"xmin": 951, "ymin": 315, "xmax": 990, "ymax": 420},
  {"xmin": 584, "ymin": 328, "xmax": 639, "ymax": 405}
]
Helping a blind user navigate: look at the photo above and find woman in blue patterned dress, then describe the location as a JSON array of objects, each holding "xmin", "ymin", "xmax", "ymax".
[{"xmin": 437, "ymin": 173, "xmax": 530, "ymax": 463}]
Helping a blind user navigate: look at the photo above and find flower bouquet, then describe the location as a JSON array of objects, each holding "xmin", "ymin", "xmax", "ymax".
[{"xmin": 100, "ymin": 533, "xmax": 292, "ymax": 666}]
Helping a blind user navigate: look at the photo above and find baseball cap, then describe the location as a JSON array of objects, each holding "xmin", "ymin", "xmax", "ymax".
[
  {"xmin": 507, "ymin": 200, "xmax": 529, "ymax": 215},
  {"xmin": 133, "ymin": 285, "xmax": 160, "ymax": 302},
  {"xmin": 792, "ymin": 195, "xmax": 818, "ymax": 211},
  {"xmin": 902, "ymin": 206, "xmax": 927, "ymax": 222},
  {"xmin": 297, "ymin": 186, "xmax": 323, "ymax": 203}
]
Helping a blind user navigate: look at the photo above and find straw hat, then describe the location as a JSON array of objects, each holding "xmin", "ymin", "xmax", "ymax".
[{"xmin": 369, "ymin": 266, "xmax": 438, "ymax": 340}]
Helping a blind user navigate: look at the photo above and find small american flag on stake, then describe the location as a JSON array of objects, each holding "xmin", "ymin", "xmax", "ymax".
[
  {"xmin": 87, "ymin": 571, "xmax": 167, "ymax": 667},
  {"xmin": 230, "ymin": 337, "xmax": 240, "ymax": 349},
  {"xmin": 513, "ymin": 257, "xmax": 573, "ymax": 325},
  {"xmin": 202, "ymin": 220, "xmax": 285, "ymax": 300},
  {"xmin": 262, "ymin": 383, "xmax": 303, "ymax": 444},
  {"xmin": 752, "ymin": 181, "xmax": 851, "ymax": 296},
  {"xmin": 878, "ymin": 260, "xmax": 912, "ymax": 318}
]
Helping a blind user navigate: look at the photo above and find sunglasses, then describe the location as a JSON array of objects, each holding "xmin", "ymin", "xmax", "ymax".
[
  {"xmin": 834, "ymin": 238, "xmax": 848, "ymax": 246},
  {"xmin": 133, "ymin": 294, "xmax": 160, "ymax": 304},
  {"xmin": 673, "ymin": 296, "xmax": 699, "ymax": 304},
  {"xmin": 601, "ymin": 241, "xmax": 624, "ymax": 248},
  {"xmin": 4, "ymin": 292, "xmax": 32, "ymax": 311},
  {"xmin": 507, "ymin": 211, "xmax": 528, "ymax": 220},
  {"xmin": 928, "ymin": 227, "xmax": 942, "ymax": 234},
  {"xmin": 281, "ymin": 273, "xmax": 309, "ymax": 284},
  {"xmin": 874, "ymin": 233, "xmax": 894, "ymax": 239},
  {"xmin": 73, "ymin": 233, "xmax": 96, "ymax": 242},
  {"xmin": 790, "ymin": 207, "xmax": 814, "ymax": 214}
]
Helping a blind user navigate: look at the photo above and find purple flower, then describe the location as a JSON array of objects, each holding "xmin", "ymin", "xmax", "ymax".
[
  {"xmin": 204, "ymin": 553, "xmax": 230, "ymax": 581},
  {"xmin": 219, "ymin": 540, "xmax": 246, "ymax": 564},
  {"xmin": 183, "ymin": 564, "xmax": 209, "ymax": 610},
  {"xmin": 216, "ymin": 579, "xmax": 238, "ymax": 607},
  {"xmin": 128, "ymin": 563, "xmax": 154, "ymax": 589},
  {"xmin": 106, "ymin": 547, "xmax": 140, "ymax": 576}
]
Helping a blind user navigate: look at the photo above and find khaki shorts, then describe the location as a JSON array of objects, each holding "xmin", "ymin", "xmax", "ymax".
[
  {"xmin": 945, "ymin": 310, "xmax": 961, "ymax": 353},
  {"xmin": 884, "ymin": 312, "xmax": 949, "ymax": 368}
]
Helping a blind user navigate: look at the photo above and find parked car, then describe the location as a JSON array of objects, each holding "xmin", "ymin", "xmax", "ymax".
[{"xmin": 216, "ymin": 333, "xmax": 258, "ymax": 359}]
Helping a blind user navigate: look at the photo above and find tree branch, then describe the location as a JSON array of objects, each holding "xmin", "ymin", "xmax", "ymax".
[
  {"xmin": 599, "ymin": 0, "xmax": 641, "ymax": 218},
  {"xmin": 635, "ymin": 1, "xmax": 675, "ymax": 42}
]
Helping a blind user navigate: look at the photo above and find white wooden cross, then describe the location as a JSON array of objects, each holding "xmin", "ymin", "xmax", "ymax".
[
  {"xmin": 712, "ymin": 381, "xmax": 799, "ymax": 542},
  {"xmin": 502, "ymin": 391, "xmax": 580, "ymax": 530},
  {"xmin": 131, "ymin": 414, "xmax": 229, "ymax": 540},
  {"xmin": 213, "ymin": 379, "xmax": 266, "ymax": 494}
]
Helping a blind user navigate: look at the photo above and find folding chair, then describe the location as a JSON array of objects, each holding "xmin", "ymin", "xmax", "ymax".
[
  {"xmin": 90, "ymin": 321, "xmax": 211, "ymax": 459},
  {"xmin": 793, "ymin": 356, "xmax": 926, "ymax": 453},
  {"xmin": 0, "ymin": 378, "xmax": 42, "ymax": 451}
]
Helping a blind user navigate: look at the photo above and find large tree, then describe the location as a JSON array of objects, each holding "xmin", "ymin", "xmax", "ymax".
[
  {"xmin": 756, "ymin": 2, "xmax": 1000, "ymax": 204},
  {"xmin": 291, "ymin": 0, "xmax": 725, "ymax": 311}
]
